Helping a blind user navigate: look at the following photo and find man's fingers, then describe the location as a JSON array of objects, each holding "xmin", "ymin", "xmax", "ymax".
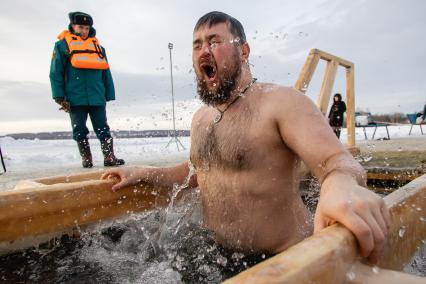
[
  {"xmin": 372, "ymin": 207, "xmax": 388, "ymax": 239},
  {"xmin": 111, "ymin": 182, "xmax": 122, "ymax": 192},
  {"xmin": 101, "ymin": 171, "xmax": 121, "ymax": 180},
  {"xmin": 100, "ymin": 171, "xmax": 126, "ymax": 192},
  {"xmin": 111, "ymin": 179, "xmax": 128, "ymax": 192},
  {"xmin": 381, "ymin": 203, "xmax": 392, "ymax": 230},
  {"xmin": 340, "ymin": 212, "xmax": 375, "ymax": 258},
  {"xmin": 361, "ymin": 212, "xmax": 386, "ymax": 262},
  {"xmin": 101, "ymin": 172, "xmax": 116, "ymax": 180},
  {"xmin": 313, "ymin": 212, "xmax": 326, "ymax": 233}
]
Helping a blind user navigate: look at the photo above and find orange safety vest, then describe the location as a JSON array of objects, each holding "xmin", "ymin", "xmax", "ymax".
[{"xmin": 57, "ymin": 30, "xmax": 109, "ymax": 70}]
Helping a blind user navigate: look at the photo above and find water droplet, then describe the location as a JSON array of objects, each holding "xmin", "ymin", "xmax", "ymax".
[
  {"xmin": 398, "ymin": 226, "xmax": 406, "ymax": 238},
  {"xmin": 346, "ymin": 271, "xmax": 355, "ymax": 281},
  {"xmin": 363, "ymin": 156, "xmax": 373, "ymax": 162},
  {"xmin": 372, "ymin": 266, "xmax": 380, "ymax": 273},
  {"xmin": 216, "ymin": 255, "xmax": 228, "ymax": 266}
]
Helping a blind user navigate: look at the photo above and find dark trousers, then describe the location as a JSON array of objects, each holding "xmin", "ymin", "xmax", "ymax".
[
  {"xmin": 332, "ymin": 127, "xmax": 342, "ymax": 139},
  {"xmin": 69, "ymin": 106, "xmax": 111, "ymax": 141}
]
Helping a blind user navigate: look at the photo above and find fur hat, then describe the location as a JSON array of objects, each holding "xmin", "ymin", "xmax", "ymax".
[{"xmin": 68, "ymin": 12, "xmax": 93, "ymax": 26}]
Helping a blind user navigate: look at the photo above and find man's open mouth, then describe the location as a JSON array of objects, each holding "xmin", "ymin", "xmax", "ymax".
[{"xmin": 200, "ymin": 63, "xmax": 217, "ymax": 81}]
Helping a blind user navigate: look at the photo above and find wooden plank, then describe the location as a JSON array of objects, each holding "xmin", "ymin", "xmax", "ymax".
[
  {"xmin": 34, "ymin": 170, "xmax": 105, "ymax": 185},
  {"xmin": 317, "ymin": 60, "xmax": 338, "ymax": 114},
  {"xmin": 346, "ymin": 66, "xmax": 356, "ymax": 147},
  {"xmin": 0, "ymin": 178, "xmax": 170, "ymax": 243},
  {"xmin": 367, "ymin": 172, "xmax": 421, "ymax": 182},
  {"xmin": 225, "ymin": 174, "xmax": 426, "ymax": 283},
  {"xmin": 347, "ymin": 262, "xmax": 426, "ymax": 284},
  {"xmin": 294, "ymin": 51, "xmax": 320, "ymax": 93},
  {"xmin": 13, "ymin": 180, "xmax": 44, "ymax": 190},
  {"xmin": 312, "ymin": 48, "xmax": 354, "ymax": 69},
  {"xmin": 379, "ymin": 174, "xmax": 426, "ymax": 270},
  {"xmin": 225, "ymin": 225, "xmax": 358, "ymax": 284}
]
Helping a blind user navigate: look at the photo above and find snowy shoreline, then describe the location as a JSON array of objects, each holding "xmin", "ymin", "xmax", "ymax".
[
  {"xmin": 0, "ymin": 136, "xmax": 190, "ymax": 191},
  {"xmin": 1, "ymin": 125, "xmax": 426, "ymax": 191}
]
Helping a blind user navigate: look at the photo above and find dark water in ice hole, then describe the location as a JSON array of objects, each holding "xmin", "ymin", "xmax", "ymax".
[{"xmin": 0, "ymin": 178, "xmax": 424, "ymax": 283}]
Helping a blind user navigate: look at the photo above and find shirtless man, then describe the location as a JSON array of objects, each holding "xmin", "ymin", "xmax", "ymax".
[{"xmin": 102, "ymin": 11, "xmax": 390, "ymax": 262}]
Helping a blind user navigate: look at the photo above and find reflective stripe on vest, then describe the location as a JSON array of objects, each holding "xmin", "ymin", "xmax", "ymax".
[{"xmin": 57, "ymin": 30, "xmax": 109, "ymax": 70}]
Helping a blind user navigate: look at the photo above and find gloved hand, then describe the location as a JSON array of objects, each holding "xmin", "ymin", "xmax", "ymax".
[{"xmin": 55, "ymin": 97, "xmax": 71, "ymax": 113}]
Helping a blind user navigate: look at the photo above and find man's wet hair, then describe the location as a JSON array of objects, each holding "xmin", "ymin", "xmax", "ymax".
[{"xmin": 194, "ymin": 11, "xmax": 247, "ymax": 44}]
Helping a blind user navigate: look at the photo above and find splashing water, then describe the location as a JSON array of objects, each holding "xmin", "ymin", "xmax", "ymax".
[
  {"xmin": 0, "ymin": 187, "xmax": 205, "ymax": 283},
  {"xmin": 0, "ymin": 163, "xmax": 263, "ymax": 283},
  {"xmin": 346, "ymin": 271, "xmax": 356, "ymax": 281},
  {"xmin": 399, "ymin": 226, "xmax": 406, "ymax": 238}
]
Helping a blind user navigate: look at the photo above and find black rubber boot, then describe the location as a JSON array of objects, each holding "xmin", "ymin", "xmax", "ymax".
[
  {"xmin": 100, "ymin": 138, "xmax": 125, "ymax": 167},
  {"xmin": 77, "ymin": 139, "xmax": 93, "ymax": 168}
]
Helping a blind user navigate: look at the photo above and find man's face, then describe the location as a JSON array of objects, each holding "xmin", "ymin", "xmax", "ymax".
[
  {"xmin": 72, "ymin": 24, "xmax": 90, "ymax": 40},
  {"xmin": 192, "ymin": 22, "xmax": 243, "ymax": 106}
]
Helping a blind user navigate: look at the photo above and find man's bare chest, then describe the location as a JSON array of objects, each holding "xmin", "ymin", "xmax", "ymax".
[{"xmin": 190, "ymin": 107, "xmax": 267, "ymax": 171}]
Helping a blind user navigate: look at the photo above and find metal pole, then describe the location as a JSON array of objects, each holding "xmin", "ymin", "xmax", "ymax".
[
  {"xmin": 168, "ymin": 43, "xmax": 177, "ymax": 136},
  {"xmin": 166, "ymin": 43, "xmax": 185, "ymax": 151}
]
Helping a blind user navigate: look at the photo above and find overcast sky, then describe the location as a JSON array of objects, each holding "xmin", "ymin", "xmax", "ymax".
[{"xmin": 0, "ymin": 0, "xmax": 425, "ymax": 134}]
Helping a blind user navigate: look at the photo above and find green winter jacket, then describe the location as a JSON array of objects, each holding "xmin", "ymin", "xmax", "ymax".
[{"xmin": 49, "ymin": 25, "xmax": 115, "ymax": 106}]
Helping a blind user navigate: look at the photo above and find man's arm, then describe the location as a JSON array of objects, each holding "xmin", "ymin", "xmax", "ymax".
[
  {"xmin": 101, "ymin": 47, "xmax": 115, "ymax": 102},
  {"xmin": 101, "ymin": 161, "xmax": 198, "ymax": 192},
  {"xmin": 274, "ymin": 87, "xmax": 390, "ymax": 262},
  {"xmin": 49, "ymin": 41, "xmax": 67, "ymax": 100}
]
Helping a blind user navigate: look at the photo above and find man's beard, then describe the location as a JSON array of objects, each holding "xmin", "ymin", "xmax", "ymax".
[{"xmin": 196, "ymin": 54, "xmax": 242, "ymax": 106}]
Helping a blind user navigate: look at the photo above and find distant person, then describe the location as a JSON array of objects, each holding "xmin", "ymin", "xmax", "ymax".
[
  {"xmin": 420, "ymin": 102, "xmax": 426, "ymax": 123},
  {"xmin": 422, "ymin": 100, "xmax": 426, "ymax": 122},
  {"xmin": 49, "ymin": 12, "xmax": 124, "ymax": 168},
  {"xmin": 102, "ymin": 11, "xmax": 390, "ymax": 278},
  {"xmin": 328, "ymin": 93, "xmax": 347, "ymax": 138},
  {"xmin": 415, "ymin": 100, "xmax": 426, "ymax": 123}
]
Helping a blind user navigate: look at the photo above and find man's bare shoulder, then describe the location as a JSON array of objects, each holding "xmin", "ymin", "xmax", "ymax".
[{"xmin": 256, "ymin": 83, "xmax": 311, "ymax": 111}]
